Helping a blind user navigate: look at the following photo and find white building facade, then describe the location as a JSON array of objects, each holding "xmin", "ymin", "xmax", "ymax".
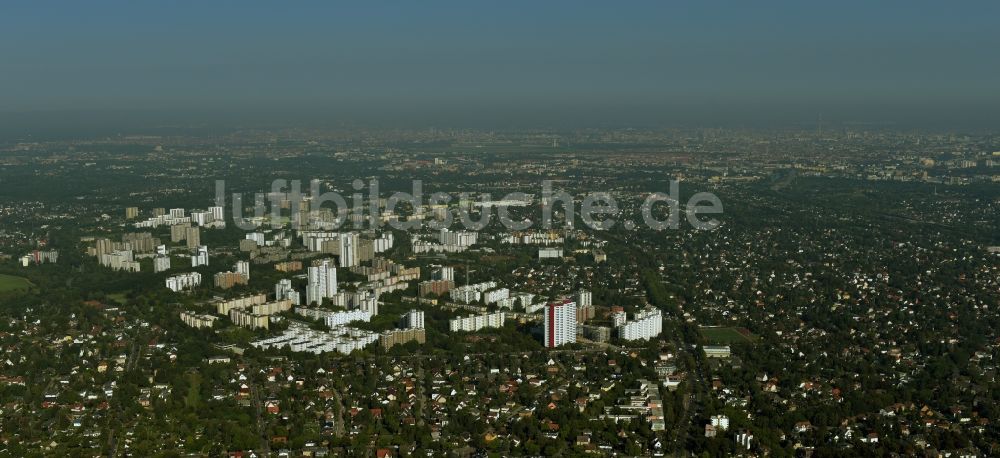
[
  {"xmin": 616, "ymin": 308, "xmax": 663, "ymax": 341},
  {"xmin": 166, "ymin": 272, "xmax": 201, "ymax": 292},
  {"xmin": 306, "ymin": 260, "xmax": 338, "ymax": 305},
  {"xmin": 544, "ymin": 300, "xmax": 577, "ymax": 347}
]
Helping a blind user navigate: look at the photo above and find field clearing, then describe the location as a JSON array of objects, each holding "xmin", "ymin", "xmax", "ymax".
[
  {"xmin": 0, "ymin": 274, "xmax": 33, "ymax": 292},
  {"xmin": 699, "ymin": 326, "xmax": 756, "ymax": 344}
]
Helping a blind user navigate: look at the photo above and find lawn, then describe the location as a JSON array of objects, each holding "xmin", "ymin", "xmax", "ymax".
[
  {"xmin": 0, "ymin": 274, "xmax": 33, "ymax": 293},
  {"xmin": 699, "ymin": 326, "xmax": 756, "ymax": 344}
]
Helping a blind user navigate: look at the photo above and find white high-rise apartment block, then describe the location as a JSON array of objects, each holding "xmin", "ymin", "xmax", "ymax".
[
  {"xmin": 372, "ymin": 232, "xmax": 394, "ymax": 253},
  {"xmin": 611, "ymin": 311, "xmax": 627, "ymax": 327},
  {"xmin": 166, "ymin": 272, "xmax": 201, "ymax": 292},
  {"xmin": 433, "ymin": 266, "xmax": 455, "ymax": 282},
  {"xmin": 169, "ymin": 208, "xmax": 185, "ymax": 218},
  {"xmin": 616, "ymin": 308, "xmax": 663, "ymax": 341},
  {"xmin": 191, "ymin": 211, "xmax": 211, "ymax": 226},
  {"xmin": 544, "ymin": 300, "xmax": 576, "ymax": 348},
  {"xmin": 190, "ymin": 246, "xmax": 209, "ymax": 267},
  {"xmin": 439, "ymin": 228, "xmax": 477, "ymax": 247},
  {"xmin": 275, "ymin": 279, "xmax": 300, "ymax": 305},
  {"xmin": 100, "ymin": 250, "xmax": 140, "ymax": 272},
  {"xmin": 153, "ymin": 255, "xmax": 171, "ymax": 273},
  {"xmin": 482, "ymin": 288, "xmax": 510, "ymax": 305},
  {"xmin": 246, "ymin": 232, "xmax": 265, "ymax": 246},
  {"xmin": 524, "ymin": 302, "xmax": 547, "ymax": 314},
  {"xmin": 450, "ymin": 287, "xmax": 481, "ymax": 304},
  {"xmin": 251, "ymin": 321, "xmax": 379, "ymax": 355},
  {"xmin": 736, "ymin": 431, "xmax": 753, "ymax": 450},
  {"xmin": 449, "ymin": 312, "xmax": 505, "ymax": 332},
  {"xmin": 324, "ymin": 309, "xmax": 372, "ymax": 327},
  {"xmin": 575, "ymin": 289, "xmax": 592, "ymax": 307},
  {"xmin": 234, "ymin": 260, "xmax": 250, "ymax": 280},
  {"xmin": 300, "ymin": 231, "xmax": 336, "ymax": 251},
  {"xmin": 339, "ymin": 232, "xmax": 358, "ymax": 268},
  {"xmin": 403, "ymin": 309, "xmax": 425, "ymax": 329},
  {"xmin": 156, "ymin": 244, "xmax": 167, "ymax": 255},
  {"xmin": 352, "ymin": 290, "xmax": 379, "ymax": 316},
  {"xmin": 449, "ymin": 281, "xmax": 498, "ymax": 303},
  {"xmin": 208, "ymin": 206, "xmax": 224, "ymax": 222},
  {"xmin": 306, "ymin": 260, "xmax": 338, "ymax": 305},
  {"xmin": 495, "ymin": 297, "xmax": 518, "ymax": 309},
  {"xmin": 710, "ymin": 415, "xmax": 730, "ymax": 431},
  {"xmin": 302, "ymin": 232, "xmax": 360, "ymax": 265}
]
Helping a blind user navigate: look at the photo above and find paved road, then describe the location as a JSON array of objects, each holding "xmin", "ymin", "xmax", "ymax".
[{"xmin": 107, "ymin": 334, "xmax": 138, "ymax": 457}]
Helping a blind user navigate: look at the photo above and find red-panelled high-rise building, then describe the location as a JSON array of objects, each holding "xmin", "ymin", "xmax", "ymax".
[{"xmin": 544, "ymin": 299, "xmax": 577, "ymax": 348}]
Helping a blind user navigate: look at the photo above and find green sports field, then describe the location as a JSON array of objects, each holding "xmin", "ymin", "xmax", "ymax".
[
  {"xmin": 0, "ymin": 274, "xmax": 33, "ymax": 293},
  {"xmin": 699, "ymin": 326, "xmax": 756, "ymax": 344}
]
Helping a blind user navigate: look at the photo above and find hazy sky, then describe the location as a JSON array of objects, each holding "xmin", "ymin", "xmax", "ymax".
[{"xmin": 2, "ymin": 1, "xmax": 999, "ymax": 129}]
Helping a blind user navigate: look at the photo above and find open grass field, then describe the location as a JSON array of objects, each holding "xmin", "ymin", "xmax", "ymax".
[
  {"xmin": 699, "ymin": 326, "xmax": 756, "ymax": 344},
  {"xmin": 0, "ymin": 274, "xmax": 33, "ymax": 293}
]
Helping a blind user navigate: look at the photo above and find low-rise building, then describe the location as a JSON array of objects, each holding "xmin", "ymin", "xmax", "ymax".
[
  {"xmin": 703, "ymin": 345, "xmax": 732, "ymax": 358},
  {"xmin": 229, "ymin": 308, "xmax": 270, "ymax": 330},
  {"xmin": 251, "ymin": 322, "xmax": 379, "ymax": 354},
  {"xmin": 419, "ymin": 280, "xmax": 454, "ymax": 297},
  {"xmin": 179, "ymin": 311, "xmax": 218, "ymax": 329},
  {"xmin": 214, "ymin": 271, "xmax": 249, "ymax": 289},
  {"xmin": 380, "ymin": 328, "xmax": 426, "ymax": 349},
  {"xmin": 538, "ymin": 247, "xmax": 563, "ymax": 259},
  {"xmin": 275, "ymin": 261, "xmax": 303, "ymax": 272},
  {"xmin": 213, "ymin": 293, "xmax": 268, "ymax": 315}
]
